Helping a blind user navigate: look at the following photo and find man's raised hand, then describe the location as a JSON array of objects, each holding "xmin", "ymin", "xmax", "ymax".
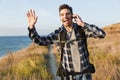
[{"xmin": 26, "ymin": 9, "xmax": 38, "ymax": 29}]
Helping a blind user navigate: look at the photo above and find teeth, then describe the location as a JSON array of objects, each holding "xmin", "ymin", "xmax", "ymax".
[
  {"xmin": 64, "ymin": 20, "xmax": 68, "ymax": 22},
  {"xmin": 64, "ymin": 21, "xmax": 66, "ymax": 22}
]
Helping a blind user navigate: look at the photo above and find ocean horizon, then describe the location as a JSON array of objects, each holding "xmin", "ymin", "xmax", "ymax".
[{"xmin": 0, "ymin": 36, "xmax": 32, "ymax": 57}]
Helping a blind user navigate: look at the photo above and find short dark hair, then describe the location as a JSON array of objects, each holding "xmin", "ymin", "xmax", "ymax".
[{"xmin": 59, "ymin": 4, "xmax": 73, "ymax": 15}]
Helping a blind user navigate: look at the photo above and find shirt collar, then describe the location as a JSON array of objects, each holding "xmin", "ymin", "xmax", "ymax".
[{"xmin": 60, "ymin": 23, "xmax": 78, "ymax": 32}]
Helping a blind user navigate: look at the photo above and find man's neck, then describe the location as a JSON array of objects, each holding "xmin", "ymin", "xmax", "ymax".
[{"xmin": 64, "ymin": 24, "xmax": 73, "ymax": 32}]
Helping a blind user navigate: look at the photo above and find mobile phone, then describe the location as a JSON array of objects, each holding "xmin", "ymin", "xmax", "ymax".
[{"xmin": 72, "ymin": 16, "xmax": 77, "ymax": 22}]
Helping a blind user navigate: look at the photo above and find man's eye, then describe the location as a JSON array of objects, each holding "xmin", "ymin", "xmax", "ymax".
[
  {"xmin": 60, "ymin": 14, "xmax": 64, "ymax": 16},
  {"xmin": 66, "ymin": 13, "xmax": 71, "ymax": 15}
]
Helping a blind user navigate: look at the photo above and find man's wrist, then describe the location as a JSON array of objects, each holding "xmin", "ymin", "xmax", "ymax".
[
  {"xmin": 28, "ymin": 25, "xmax": 34, "ymax": 29},
  {"xmin": 29, "ymin": 26, "xmax": 33, "ymax": 29},
  {"xmin": 28, "ymin": 26, "xmax": 36, "ymax": 32},
  {"xmin": 81, "ymin": 22, "xmax": 85, "ymax": 27}
]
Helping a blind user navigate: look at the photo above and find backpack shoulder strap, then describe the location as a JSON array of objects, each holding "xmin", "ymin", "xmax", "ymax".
[{"xmin": 59, "ymin": 30, "xmax": 66, "ymax": 61}]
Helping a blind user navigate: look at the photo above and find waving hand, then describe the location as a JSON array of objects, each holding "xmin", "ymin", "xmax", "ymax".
[{"xmin": 26, "ymin": 9, "xmax": 38, "ymax": 29}]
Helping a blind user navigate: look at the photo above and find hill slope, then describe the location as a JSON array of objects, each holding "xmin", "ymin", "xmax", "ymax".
[
  {"xmin": 103, "ymin": 23, "xmax": 120, "ymax": 34},
  {"xmin": 88, "ymin": 23, "xmax": 120, "ymax": 80},
  {"xmin": 88, "ymin": 23, "xmax": 120, "ymax": 54}
]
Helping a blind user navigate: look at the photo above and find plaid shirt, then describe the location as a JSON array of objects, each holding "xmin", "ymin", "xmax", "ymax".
[{"xmin": 28, "ymin": 23, "xmax": 105, "ymax": 74}]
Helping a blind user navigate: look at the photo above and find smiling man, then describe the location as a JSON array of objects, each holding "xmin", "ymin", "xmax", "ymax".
[{"xmin": 26, "ymin": 4, "xmax": 106, "ymax": 80}]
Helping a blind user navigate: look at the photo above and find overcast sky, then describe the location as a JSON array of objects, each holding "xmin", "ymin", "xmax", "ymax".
[{"xmin": 0, "ymin": 0, "xmax": 120, "ymax": 36}]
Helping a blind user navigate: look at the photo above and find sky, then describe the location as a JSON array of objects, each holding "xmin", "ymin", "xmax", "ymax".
[{"xmin": 0, "ymin": 0, "xmax": 120, "ymax": 36}]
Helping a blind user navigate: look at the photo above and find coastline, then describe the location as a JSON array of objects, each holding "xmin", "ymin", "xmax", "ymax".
[{"xmin": 0, "ymin": 36, "xmax": 31, "ymax": 57}]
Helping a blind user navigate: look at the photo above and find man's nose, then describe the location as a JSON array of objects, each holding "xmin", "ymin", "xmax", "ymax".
[{"xmin": 63, "ymin": 15, "xmax": 67, "ymax": 18}]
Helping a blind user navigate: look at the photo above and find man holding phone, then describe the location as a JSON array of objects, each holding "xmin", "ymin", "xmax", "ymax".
[{"xmin": 27, "ymin": 4, "xmax": 105, "ymax": 80}]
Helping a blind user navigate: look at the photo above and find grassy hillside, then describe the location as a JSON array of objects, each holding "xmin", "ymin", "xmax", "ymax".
[
  {"xmin": 88, "ymin": 23, "xmax": 120, "ymax": 80},
  {"xmin": 0, "ymin": 43, "xmax": 52, "ymax": 80}
]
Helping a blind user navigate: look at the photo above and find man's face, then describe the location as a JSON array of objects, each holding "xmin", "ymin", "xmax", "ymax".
[{"xmin": 59, "ymin": 9, "xmax": 73, "ymax": 27}]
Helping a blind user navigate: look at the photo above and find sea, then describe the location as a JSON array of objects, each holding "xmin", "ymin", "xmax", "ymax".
[{"xmin": 0, "ymin": 36, "xmax": 32, "ymax": 57}]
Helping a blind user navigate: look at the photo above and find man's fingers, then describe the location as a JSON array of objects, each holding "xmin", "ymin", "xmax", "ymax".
[
  {"xmin": 36, "ymin": 16, "xmax": 38, "ymax": 20},
  {"xmin": 29, "ymin": 9, "xmax": 32, "ymax": 16},
  {"xmin": 33, "ymin": 10, "xmax": 35, "ymax": 18},
  {"xmin": 72, "ymin": 14, "xmax": 78, "ymax": 18},
  {"xmin": 26, "ymin": 11, "xmax": 30, "ymax": 17},
  {"xmin": 33, "ymin": 10, "xmax": 37, "ymax": 19},
  {"xmin": 28, "ymin": 9, "xmax": 37, "ymax": 19}
]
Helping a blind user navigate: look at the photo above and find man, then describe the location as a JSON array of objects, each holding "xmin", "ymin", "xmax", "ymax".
[{"xmin": 26, "ymin": 4, "xmax": 105, "ymax": 80}]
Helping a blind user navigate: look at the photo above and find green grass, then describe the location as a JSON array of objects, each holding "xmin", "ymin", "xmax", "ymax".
[{"xmin": 0, "ymin": 44, "xmax": 52, "ymax": 80}]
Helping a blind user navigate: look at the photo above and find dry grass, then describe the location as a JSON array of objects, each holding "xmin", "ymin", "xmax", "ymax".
[
  {"xmin": 88, "ymin": 23, "xmax": 120, "ymax": 80},
  {"xmin": 0, "ymin": 43, "xmax": 52, "ymax": 80}
]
